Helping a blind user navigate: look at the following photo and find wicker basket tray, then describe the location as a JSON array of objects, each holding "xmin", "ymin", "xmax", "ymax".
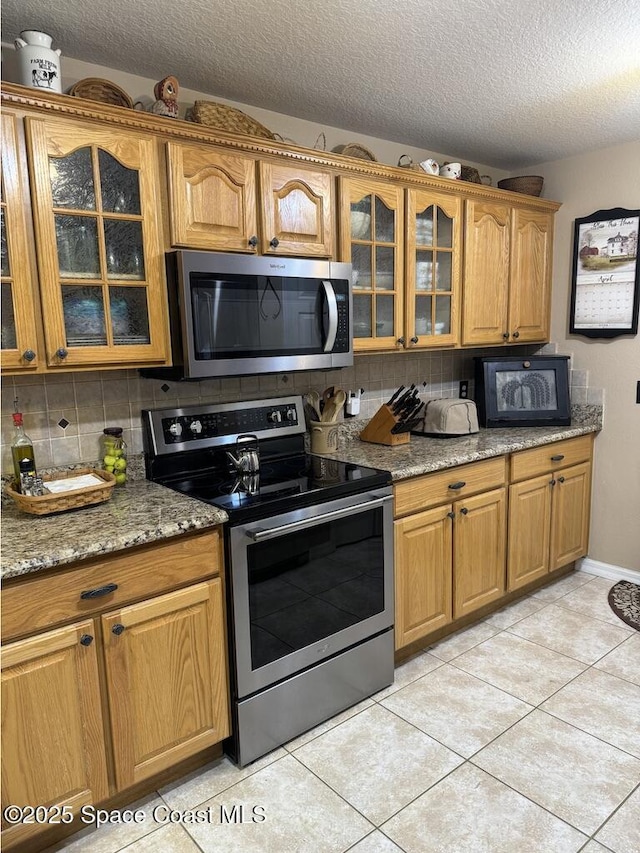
[
  {"xmin": 5, "ymin": 468, "xmax": 116, "ymax": 516},
  {"xmin": 190, "ymin": 100, "xmax": 275, "ymax": 139},
  {"xmin": 68, "ymin": 78, "xmax": 134, "ymax": 109},
  {"xmin": 332, "ymin": 143, "xmax": 377, "ymax": 161},
  {"xmin": 497, "ymin": 176, "xmax": 544, "ymax": 196}
]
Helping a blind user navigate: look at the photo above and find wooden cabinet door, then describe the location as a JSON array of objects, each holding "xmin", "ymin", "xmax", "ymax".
[
  {"xmin": 508, "ymin": 474, "xmax": 552, "ymax": 591},
  {"xmin": 166, "ymin": 142, "xmax": 258, "ymax": 252},
  {"xmin": 1, "ymin": 621, "xmax": 109, "ymax": 849},
  {"xmin": 453, "ymin": 487, "xmax": 506, "ymax": 618},
  {"xmin": 259, "ymin": 161, "xmax": 333, "ymax": 257},
  {"xmin": 102, "ymin": 579, "xmax": 230, "ymax": 790},
  {"xmin": 508, "ymin": 207, "xmax": 553, "ymax": 342},
  {"xmin": 26, "ymin": 117, "xmax": 169, "ymax": 368},
  {"xmin": 394, "ymin": 506, "xmax": 453, "ymax": 649},
  {"xmin": 462, "ymin": 200, "xmax": 510, "ymax": 346},
  {"xmin": 550, "ymin": 461, "xmax": 592, "ymax": 571},
  {"xmin": 339, "ymin": 176, "xmax": 404, "ymax": 351},
  {"xmin": 1, "ymin": 112, "xmax": 40, "ymax": 372},
  {"xmin": 406, "ymin": 188, "xmax": 462, "ymax": 349}
]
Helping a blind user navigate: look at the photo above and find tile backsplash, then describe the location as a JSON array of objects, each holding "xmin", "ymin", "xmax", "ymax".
[{"xmin": 1, "ymin": 344, "xmax": 602, "ymax": 475}]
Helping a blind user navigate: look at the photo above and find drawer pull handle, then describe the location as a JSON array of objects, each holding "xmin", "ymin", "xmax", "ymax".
[
  {"xmin": 80, "ymin": 583, "xmax": 118, "ymax": 600},
  {"xmin": 449, "ymin": 481, "xmax": 466, "ymax": 490},
  {"xmin": 550, "ymin": 454, "xmax": 565, "ymax": 462},
  {"xmin": 460, "ymin": 507, "xmax": 469, "ymax": 515},
  {"xmin": 112, "ymin": 623, "xmax": 125, "ymax": 636},
  {"xmin": 79, "ymin": 634, "xmax": 94, "ymax": 646}
]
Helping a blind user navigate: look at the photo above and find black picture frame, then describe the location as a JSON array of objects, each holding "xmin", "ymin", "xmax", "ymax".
[
  {"xmin": 474, "ymin": 356, "xmax": 571, "ymax": 428},
  {"xmin": 569, "ymin": 207, "xmax": 639, "ymax": 338}
]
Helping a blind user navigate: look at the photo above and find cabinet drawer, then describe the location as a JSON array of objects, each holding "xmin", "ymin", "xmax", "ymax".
[
  {"xmin": 1, "ymin": 529, "xmax": 222, "ymax": 642},
  {"xmin": 394, "ymin": 457, "xmax": 506, "ymax": 518},
  {"xmin": 510, "ymin": 435, "xmax": 593, "ymax": 483}
]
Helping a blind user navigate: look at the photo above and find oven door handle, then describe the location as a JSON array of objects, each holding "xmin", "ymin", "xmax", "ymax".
[
  {"xmin": 321, "ymin": 279, "xmax": 338, "ymax": 352},
  {"xmin": 245, "ymin": 494, "xmax": 391, "ymax": 542}
]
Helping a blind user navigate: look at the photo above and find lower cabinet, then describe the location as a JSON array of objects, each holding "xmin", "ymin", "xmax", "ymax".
[
  {"xmin": 508, "ymin": 436, "xmax": 593, "ymax": 590},
  {"xmin": 394, "ymin": 434, "xmax": 595, "ymax": 651},
  {"xmin": 394, "ymin": 457, "xmax": 506, "ymax": 649},
  {"xmin": 0, "ymin": 529, "xmax": 230, "ymax": 851}
]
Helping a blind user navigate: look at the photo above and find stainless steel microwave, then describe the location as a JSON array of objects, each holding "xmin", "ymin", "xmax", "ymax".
[{"xmin": 145, "ymin": 251, "xmax": 353, "ymax": 380}]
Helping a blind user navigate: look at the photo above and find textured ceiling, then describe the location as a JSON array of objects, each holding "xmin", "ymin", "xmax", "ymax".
[{"xmin": 3, "ymin": 0, "xmax": 640, "ymax": 169}]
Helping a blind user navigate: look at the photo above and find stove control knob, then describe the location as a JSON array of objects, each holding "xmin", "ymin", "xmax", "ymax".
[
  {"xmin": 268, "ymin": 410, "xmax": 282, "ymax": 423},
  {"xmin": 189, "ymin": 420, "xmax": 203, "ymax": 434},
  {"xmin": 168, "ymin": 422, "xmax": 183, "ymax": 437},
  {"xmin": 286, "ymin": 408, "xmax": 296, "ymax": 422}
]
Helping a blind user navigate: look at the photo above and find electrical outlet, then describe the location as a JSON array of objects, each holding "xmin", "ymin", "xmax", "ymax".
[{"xmin": 459, "ymin": 380, "xmax": 469, "ymax": 399}]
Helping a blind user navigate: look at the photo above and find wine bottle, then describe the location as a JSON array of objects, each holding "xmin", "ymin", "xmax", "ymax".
[{"xmin": 11, "ymin": 411, "xmax": 36, "ymax": 492}]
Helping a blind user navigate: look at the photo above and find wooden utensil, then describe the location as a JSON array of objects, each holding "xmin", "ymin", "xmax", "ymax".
[{"xmin": 321, "ymin": 389, "xmax": 346, "ymax": 422}]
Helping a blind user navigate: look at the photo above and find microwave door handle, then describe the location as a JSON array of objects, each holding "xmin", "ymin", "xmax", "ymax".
[{"xmin": 321, "ymin": 280, "xmax": 338, "ymax": 352}]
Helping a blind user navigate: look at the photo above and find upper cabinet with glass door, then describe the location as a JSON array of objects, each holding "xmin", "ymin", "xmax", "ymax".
[
  {"xmin": 26, "ymin": 117, "xmax": 169, "ymax": 368},
  {"xmin": 339, "ymin": 177, "xmax": 404, "ymax": 351},
  {"xmin": 0, "ymin": 113, "xmax": 40, "ymax": 372},
  {"xmin": 406, "ymin": 189, "xmax": 462, "ymax": 349}
]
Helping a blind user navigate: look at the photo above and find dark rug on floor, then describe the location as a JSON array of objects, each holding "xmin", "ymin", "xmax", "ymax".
[{"xmin": 608, "ymin": 581, "xmax": 640, "ymax": 631}]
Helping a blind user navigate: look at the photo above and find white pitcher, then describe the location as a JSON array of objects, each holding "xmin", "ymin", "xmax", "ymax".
[{"xmin": 14, "ymin": 30, "xmax": 62, "ymax": 93}]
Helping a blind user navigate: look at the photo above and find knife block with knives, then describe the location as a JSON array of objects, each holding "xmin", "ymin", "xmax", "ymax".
[{"xmin": 359, "ymin": 385, "xmax": 425, "ymax": 446}]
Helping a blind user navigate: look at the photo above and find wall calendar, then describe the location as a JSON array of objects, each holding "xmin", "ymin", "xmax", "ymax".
[{"xmin": 569, "ymin": 207, "xmax": 639, "ymax": 338}]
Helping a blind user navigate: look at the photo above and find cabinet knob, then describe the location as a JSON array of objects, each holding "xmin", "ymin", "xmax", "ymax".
[
  {"xmin": 512, "ymin": 330, "xmax": 520, "ymax": 339},
  {"xmin": 447, "ymin": 511, "xmax": 455, "ymax": 519},
  {"xmin": 549, "ymin": 478, "xmax": 556, "ymax": 486},
  {"xmin": 502, "ymin": 332, "xmax": 509, "ymax": 340},
  {"xmin": 410, "ymin": 336, "xmax": 419, "ymax": 344},
  {"xmin": 248, "ymin": 235, "xmax": 258, "ymax": 248},
  {"xmin": 79, "ymin": 634, "xmax": 94, "ymax": 646},
  {"xmin": 269, "ymin": 237, "xmax": 280, "ymax": 249},
  {"xmin": 460, "ymin": 507, "xmax": 469, "ymax": 515},
  {"xmin": 22, "ymin": 349, "xmax": 36, "ymax": 362},
  {"xmin": 397, "ymin": 337, "xmax": 405, "ymax": 346},
  {"xmin": 112, "ymin": 623, "xmax": 125, "ymax": 636},
  {"xmin": 558, "ymin": 475, "xmax": 565, "ymax": 483},
  {"xmin": 55, "ymin": 347, "xmax": 68, "ymax": 360}
]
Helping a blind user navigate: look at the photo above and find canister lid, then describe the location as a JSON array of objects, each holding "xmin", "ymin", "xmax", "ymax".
[{"xmin": 103, "ymin": 427, "xmax": 123, "ymax": 437}]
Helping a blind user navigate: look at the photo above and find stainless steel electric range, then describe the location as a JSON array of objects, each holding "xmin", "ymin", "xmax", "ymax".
[{"xmin": 143, "ymin": 395, "xmax": 394, "ymax": 766}]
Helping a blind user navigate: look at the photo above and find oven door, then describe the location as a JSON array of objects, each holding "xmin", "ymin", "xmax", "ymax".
[{"xmin": 228, "ymin": 488, "xmax": 394, "ymax": 699}]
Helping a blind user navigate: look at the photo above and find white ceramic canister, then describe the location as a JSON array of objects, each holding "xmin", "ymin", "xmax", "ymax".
[{"xmin": 14, "ymin": 30, "xmax": 62, "ymax": 93}]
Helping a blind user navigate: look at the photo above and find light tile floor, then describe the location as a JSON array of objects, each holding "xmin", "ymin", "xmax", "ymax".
[{"xmin": 47, "ymin": 571, "xmax": 640, "ymax": 853}]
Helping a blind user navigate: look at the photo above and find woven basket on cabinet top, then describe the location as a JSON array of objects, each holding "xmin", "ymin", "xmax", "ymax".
[
  {"xmin": 68, "ymin": 78, "xmax": 134, "ymax": 109},
  {"xmin": 332, "ymin": 142, "xmax": 378, "ymax": 161},
  {"xmin": 190, "ymin": 100, "xmax": 276, "ymax": 139},
  {"xmin": 497, "ymin": 176, "xmax": 544, "ymax": 196}
]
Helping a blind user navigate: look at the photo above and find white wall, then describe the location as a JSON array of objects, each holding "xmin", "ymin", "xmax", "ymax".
[{"xmin": 534, "ymin": 140, "xmax": 640, "ymax": 574}]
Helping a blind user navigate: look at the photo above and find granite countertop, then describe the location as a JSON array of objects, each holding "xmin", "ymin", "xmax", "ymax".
[
  {"xmin": 1, "ymin": 479, "xmax": 227, "ymax": 582},
  {"xmin": 1, "ymin": 405, "xmax": 601, "ymax": 583},
  {"xmin": 323, "ymin": 404, "xmax": 603, "ymax": 481}
]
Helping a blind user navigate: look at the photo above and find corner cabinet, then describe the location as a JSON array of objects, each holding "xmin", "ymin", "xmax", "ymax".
[
  {"xmin": 462, "ymin": 201, "xmax": 553, "ymax": 346},
  {"xmin": 0, "ymin": 529, "xmax": 230, "ymax": 851},
  {"xmin": 26, "ymin": 116, "xmax": 170, "ymax": 368},
  {"xmin": 0, "ymin": 113, "xmax": 40, "ymax": 371},
  {"xmin": 166, "ymin": 141, "xmax": 334, "ymax": 257}
]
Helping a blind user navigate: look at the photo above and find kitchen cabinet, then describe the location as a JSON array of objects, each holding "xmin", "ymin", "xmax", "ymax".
[
  {"xmin": 167, "ymin": 141, "xmax": 334, "ymax": 256},
  {"xmin": 405, "ymin": 187, "xmax": 462, "ymax": 348},
  {"xmin": 508, "ymin": 435, "xmax": 593, "ymax": 590},
  {"xmin": 394, "ymin": 457, "xmax": 506, "ymax": 649},
  {"xmin": 0, "ymin": 113, "xmax": 40, "ymax": 372},
  {"xmin": 25, "ymin": 114, "xmax": 170, "ymax": 369},
  {"xmin": 1, "ymin": 621, "xmax": 109, "ymax": 850},
  {"xmin": 462, "ymin": 201, "xmax": 553, "ymax": 346},
  {"xmin": 339, "ymin": 176, "xmax": 404, "ymax": 350},
  {"xmin": 0, "ymin": 529, "xmax": 229, "ymax": 850}
]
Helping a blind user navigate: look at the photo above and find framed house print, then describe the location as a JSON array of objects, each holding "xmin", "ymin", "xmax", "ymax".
[{"xmin": 569, "ymin": 207, "xmax": 639, "ymax": 338}]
